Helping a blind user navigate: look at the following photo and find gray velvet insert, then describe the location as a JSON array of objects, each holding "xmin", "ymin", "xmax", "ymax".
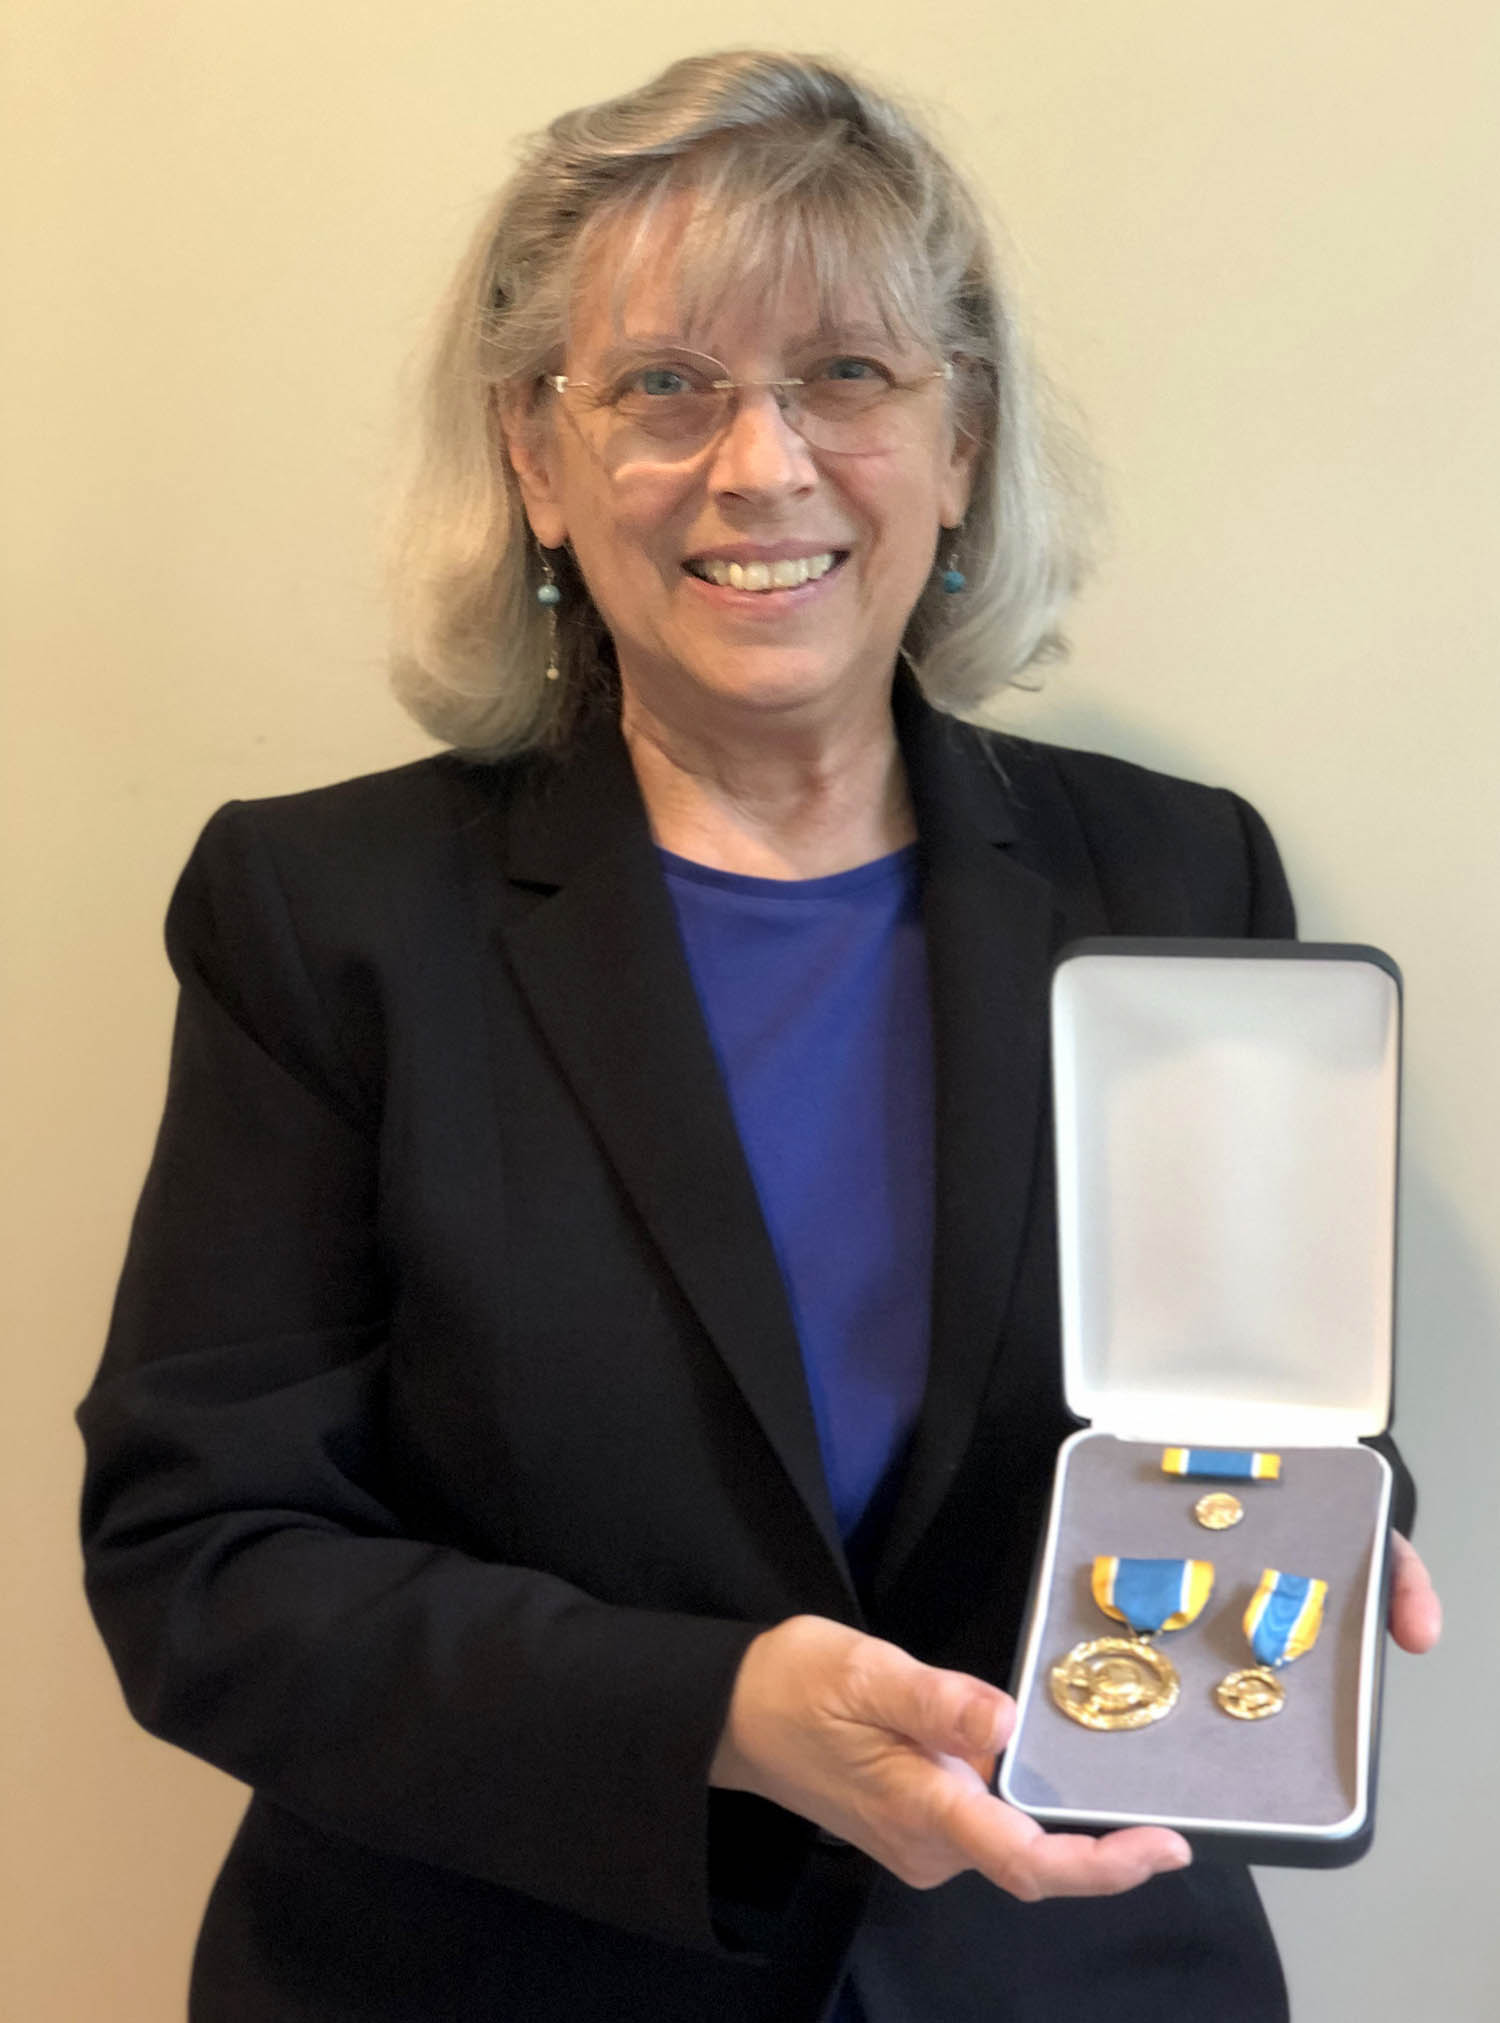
[{"xmin": 1002, "ymin": 1434, "xmax": 1388, "ymax": 1833}]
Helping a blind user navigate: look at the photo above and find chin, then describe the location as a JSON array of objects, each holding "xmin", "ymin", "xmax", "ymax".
[{"xmin": 681, "ymin": 647, "xmax": 889, "ymax": 720}]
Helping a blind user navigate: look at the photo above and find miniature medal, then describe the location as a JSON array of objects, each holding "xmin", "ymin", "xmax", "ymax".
[
  {"xmin": 1193, "ymin": 1491, "xmax": 1244, "ymax": 1530},
  {"xmin": 1216, "ymin": 1567, "xmax": 1327, "ymax": 1721},
  {"xmin": 1049, "ymin": 1557, "xmax": 1214, "ymax": 1732},
  {"xmin": 1163, "ymin": 1448, "xmax": 1277, "ymax": 1531}
]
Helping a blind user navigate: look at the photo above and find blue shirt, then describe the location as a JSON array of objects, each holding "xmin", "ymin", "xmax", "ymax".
[{"xmin": 661, "ymin": 845, "xmax": 936, "ymax": 1539}]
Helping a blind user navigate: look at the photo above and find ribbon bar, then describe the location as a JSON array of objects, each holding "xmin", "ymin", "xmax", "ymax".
[
  {"xmin": 1245, "ymin": 1568, "xmax": 1327, "ymax": 1668},
  {"xmin": 1092, "ymin": 1555, "xmax": 1215, "ymax": 1637},
  {"xmin": 1161, "ymin": 1446, "xmax": 1281, "ymax": 1482}
]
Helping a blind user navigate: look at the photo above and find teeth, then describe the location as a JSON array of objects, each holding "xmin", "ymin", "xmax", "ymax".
[{"xmin": 689, "ymin": 551, "xmax": 838, "ymax": 591}]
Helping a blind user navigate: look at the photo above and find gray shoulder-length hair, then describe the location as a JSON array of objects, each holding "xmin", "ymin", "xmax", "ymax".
[{"xmin": 389, "ymin": 48, "xmax": 1094, "ymax": 757}]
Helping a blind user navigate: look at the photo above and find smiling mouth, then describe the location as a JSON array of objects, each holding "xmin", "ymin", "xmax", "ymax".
[{"xmin": 682, "ymin": 551, "xmax": 844, "ymax": 592}]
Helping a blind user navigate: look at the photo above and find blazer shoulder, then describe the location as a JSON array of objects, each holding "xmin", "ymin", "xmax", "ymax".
[
  {"xmin": 165, "ymin": 752, "xmax": 531, "ymax": 1126},
  {"xmin": 209, "ymin": 749, "xmax": 524, "ymax": 855},
  {"xmin": 177, "ymin": 748, "xmax": 542, "ymax": 942},
  {"xmin": 988, "ymin": 729, "xmax": 1233, "ymax": 821},
  {"xmin": 977, "ymin": 730, "xmax": 1296, "ymax": 939}
]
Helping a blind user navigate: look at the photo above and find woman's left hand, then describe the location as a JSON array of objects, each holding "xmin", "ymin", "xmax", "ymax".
[{"xmin": 1388, "ymin": 1531, "xmax": 1442, "ymax": 1653}]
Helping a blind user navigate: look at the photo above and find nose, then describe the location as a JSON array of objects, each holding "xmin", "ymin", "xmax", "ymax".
[{"xmin": 705, "ymin": 384, "xmax": 818, "ymax": 502}]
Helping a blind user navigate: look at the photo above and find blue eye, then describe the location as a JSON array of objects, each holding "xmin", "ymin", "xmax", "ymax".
[
  {"xmin": 634, "ymin": 367, "xmax": 694, "ymax": 398},
  {"xmin": 814, "ymin": 356, "xmax": 891, "ymax": 384}
]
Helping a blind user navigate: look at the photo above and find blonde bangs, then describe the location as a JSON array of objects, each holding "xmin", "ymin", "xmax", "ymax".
[{"xmin": 581, "ymin": 142, "xmax": 940, "ymax": 360}]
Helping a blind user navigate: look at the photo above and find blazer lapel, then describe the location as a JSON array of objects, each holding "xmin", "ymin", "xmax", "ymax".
[
  {"xmin": 464, "ymin": 721, "xmax": 855, "ymax": 1595},
  {"xmin": 870, "ymin": 693, "xmax": 1072, "ymax": 1596}
]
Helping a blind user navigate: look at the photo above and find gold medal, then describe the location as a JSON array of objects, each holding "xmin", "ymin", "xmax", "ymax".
[
  {"xmin": 1193, "ymin": 1491, "xmax": 1244, "ymax": 1530},
  {"xmin": 1048, "ymin": 1558, "xmax": 1211, "ymax": 1731},
  {"xmin": 1215, "ymin": 1666, "xmax": 1287, "ymax": 1720},
  {"xmin": 1050, "ymin": 1635, "xmax": 1180, "ymax": 1730}
]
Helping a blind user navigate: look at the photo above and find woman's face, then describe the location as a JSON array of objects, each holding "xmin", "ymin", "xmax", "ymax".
[{"xmin": 506, "ymin": 210, "xmax": 976, "ymax": 735}]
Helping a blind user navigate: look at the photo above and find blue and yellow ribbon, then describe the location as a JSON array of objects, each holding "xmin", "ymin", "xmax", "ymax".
[
  {"xmin": 1092, "ymin": 1556, "xmax": 1215, "ymax": 1636},
  {"xmin": 1244, "ymin": 1568, "xmax": 1326, "ymax": 1668},
  {"xmin": 1161, "ymin": 1446, "xmax": 1281, "ymax": 1482}
]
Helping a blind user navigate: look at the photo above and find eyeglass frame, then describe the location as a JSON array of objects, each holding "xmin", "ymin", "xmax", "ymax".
[{"xmin": 542, "ymin": 354, "xmax": 956, "ymax": 450}]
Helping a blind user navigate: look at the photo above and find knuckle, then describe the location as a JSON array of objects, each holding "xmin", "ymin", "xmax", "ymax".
[
  {"xmin": 998, "ymin": 1865, "xmax": 1044, "ymax": 1903},
  {"xmin": 834, "ymin": 1644, "xmax": 879, "ymax": 1715},
  {"xmin": 841, "ymin": 1634, "xmax": 908, "ymax": 1717},
  {"xmin": 902, "ymin": 1670, "xmax": 941, "ymax": 1735},
  {"xmin": 891, "ymin": 1846, "xmax": 957, "ymax": 1891},
  {"xmin": 922, "ymin": 1775, "xmax": 961, "ymax": 1836}
]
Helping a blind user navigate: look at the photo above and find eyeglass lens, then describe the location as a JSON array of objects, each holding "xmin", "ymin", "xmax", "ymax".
[{"xmin": 603, "ymin": 371, "xmax": 937, "ymax": 458}]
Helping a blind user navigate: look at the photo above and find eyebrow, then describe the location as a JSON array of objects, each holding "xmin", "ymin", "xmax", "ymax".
[{"xmin": 591, "ymin": 322, "xmax": 911, "ymax": 368}]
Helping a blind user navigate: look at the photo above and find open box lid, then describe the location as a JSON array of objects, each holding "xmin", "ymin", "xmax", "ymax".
[{"xmin": 1051, "ymin": 940, "xmax": 1400, "ymax": 1446}]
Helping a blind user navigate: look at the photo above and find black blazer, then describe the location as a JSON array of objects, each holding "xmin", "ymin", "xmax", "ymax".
[{"xmin": 80, "ymin": 684, "xmax": 1412, "ymax": 2021}]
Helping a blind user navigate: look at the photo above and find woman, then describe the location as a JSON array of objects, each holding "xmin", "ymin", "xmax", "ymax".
[{"xmin": 79, "ymin": 49, "xmax": 1438, "ymax": 2023}]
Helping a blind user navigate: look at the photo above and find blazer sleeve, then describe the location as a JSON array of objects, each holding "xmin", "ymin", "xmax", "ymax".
[
  {"xmin": 78, "ymin": 802, "xmax": 766, "ymax": 1954},
  {"xmin": 1230, "ymin": 790, "xmax": 1297, "ymax": 940}
]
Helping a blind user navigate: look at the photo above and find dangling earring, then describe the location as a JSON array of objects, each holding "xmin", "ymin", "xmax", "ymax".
[
  {"xmin": 940, "ymin": 529, "xmax": 967, "ymax": 596},
  {"xmin": 536, "ymin": 547, "xmax": 562, "ymax": 681}
]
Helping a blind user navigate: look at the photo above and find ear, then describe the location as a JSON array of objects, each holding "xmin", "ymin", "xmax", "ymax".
[
  {"xmin": 937, "ymin": 358, "xmax": 984, "ymax": 529},
  {"xmin": 496, "ymin": 386, "xmax": 570, "ymax": 549},
  {"xmin": 938, "ymin": 421, "xmax": 980, "ymax": 532}
]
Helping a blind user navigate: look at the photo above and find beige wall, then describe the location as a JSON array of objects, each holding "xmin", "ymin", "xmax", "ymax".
[{"xmin": 5, "ymin": 4, "xmax": 1495, "ymax": 2015}]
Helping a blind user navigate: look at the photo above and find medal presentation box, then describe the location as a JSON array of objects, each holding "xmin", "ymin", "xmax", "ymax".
[{"xmin": 998, "ymin": 942, "xmax": 1400, "ymax": 1867}]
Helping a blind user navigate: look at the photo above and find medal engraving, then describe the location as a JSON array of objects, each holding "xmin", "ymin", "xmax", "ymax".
[
  {"xmin": 1194, "ymin": 1491, "xmax": 1244, "ymax": 1530},
  {"xmin": 1215, "ymin": 1665, "xmax": 1287, "ymax": 1720},
  {"xmin": 1049, "ymin": 1636, "xmax": 1180, "ymax": 1730}
]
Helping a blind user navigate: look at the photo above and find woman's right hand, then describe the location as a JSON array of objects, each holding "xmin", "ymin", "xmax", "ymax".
[{"xmin": 709, "ymin": 1614, "xmax": 1193, "ymax": 1902}]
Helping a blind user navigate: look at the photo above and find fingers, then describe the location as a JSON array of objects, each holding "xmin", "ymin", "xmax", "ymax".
[
  {"xmin": 1388, "ymin": 1531, "xmax": 1442, "ymax": 1654},
  {"xmin": 959, "ymin": 1749, "xmax": 999, "ymax": 1788},
  {"xmin": 826, "ymin": 1638, "xmax": 1188, "ymax": 1900},
  {"xmin": 939, "ymin": 1773, "xmax": 1191, "ymax": 1901},
  {"xmin": 1021, "ymin": 1825, "xmax": 1193, "ymax": 1898},
  {"xmin": 715, "ymin": 1618, "xmax": 1190, "ymax": 1905},
  {"xmin": 845, "ymin": 1637, "xmax": 1015, "ymax": 1763}
]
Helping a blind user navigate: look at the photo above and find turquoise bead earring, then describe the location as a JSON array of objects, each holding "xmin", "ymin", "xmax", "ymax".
[
  {"xmin": 536, "ymin": 547, "xmax": 562, "ymax": 681},
  {"xmin": 940, "ymin": 530, "xmax": 966, "ymax": 596}
]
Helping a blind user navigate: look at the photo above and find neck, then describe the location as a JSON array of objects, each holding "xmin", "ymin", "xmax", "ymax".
[{"xmin": 620, "ymin": 681, "xmax": 915, "ymax": 880}]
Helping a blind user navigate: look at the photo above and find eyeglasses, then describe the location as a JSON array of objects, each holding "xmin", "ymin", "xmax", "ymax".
[{"xmin": 544, "ymin": 350, "xmax": 954, "ymax": 458}]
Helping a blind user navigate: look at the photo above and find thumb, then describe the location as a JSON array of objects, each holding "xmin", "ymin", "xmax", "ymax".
[{"xmin": 862, "ymin": 1646, "xmax": 1015, "ymax": 1759}]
